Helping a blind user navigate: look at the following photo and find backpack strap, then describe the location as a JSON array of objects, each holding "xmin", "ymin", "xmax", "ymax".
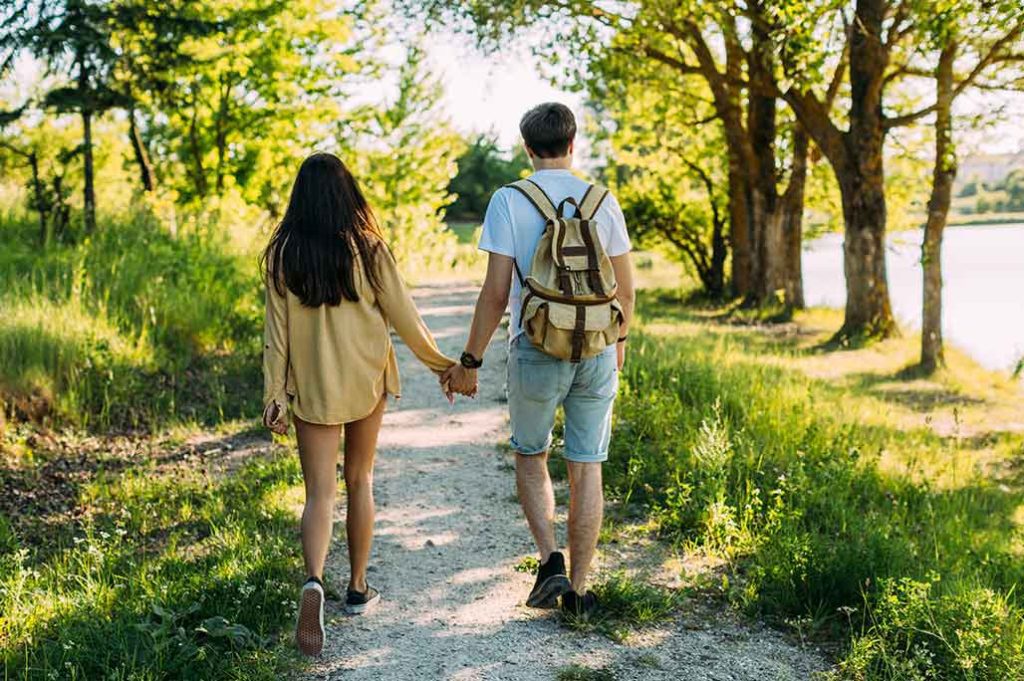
[
  {"xmin": 506, "ymin": 179, "xmax": 558, "ymax": 223},
  {"xmin": 578, "ymin": 183, "xmax": 609, "ymax": 220}
]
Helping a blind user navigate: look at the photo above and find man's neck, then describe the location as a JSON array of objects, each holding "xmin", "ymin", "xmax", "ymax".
[{"xmin": 532, "ymin": 156, "xmax": 572, "ymax": 171}]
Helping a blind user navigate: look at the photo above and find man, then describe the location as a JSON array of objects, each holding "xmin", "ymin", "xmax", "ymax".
[{"xmin": 442, "ymin": 102, "xmax": 635, "ymax": 617}]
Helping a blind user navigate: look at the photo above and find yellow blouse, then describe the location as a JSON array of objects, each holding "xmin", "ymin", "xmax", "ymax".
[{"xmin": 262, "ymin": 243, "xmax": 456, "ymax": 425}]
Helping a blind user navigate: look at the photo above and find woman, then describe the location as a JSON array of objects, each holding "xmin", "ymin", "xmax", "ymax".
[{"xmin": 260, "ymin": 152, "xmax": 456, "ymax": 657}]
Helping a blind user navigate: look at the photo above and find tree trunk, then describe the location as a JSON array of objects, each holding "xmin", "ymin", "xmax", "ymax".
[
  {"xmin": 920, "ymin": 43, "xmax": 957, "ymax": 373},
  {"xmin": 710, "ymin": 213, "xmax": 728, "ymax": 299},
  {"xmin": 834, "ymin": 0, "xmax": 895, "ymax": 340},
  {"xmin": 747, "ymin": 12, "xmax": 787, "ymax": 305},
  {"xmin": 129, "ymin": 109, "xmax": 155, "ymax": 192},
  {"xmin": 81, "ymin": 108, "xmax": 97, "ymax": 233},
  {"xmin": 188, "ymin": 99, "xmax": 208, "ymax": 197},
  {"xmin": 782, "ymin": 127, "xmax": 809, "ymax": 310},
  {"xmin": 836, "ymin": 158, "xmax": 895, "ymax": 339},
  {"xmin": 726, "ymin": 161, "xmax": 753, "ymax": 296},
  {"xmin": 26, "ymin": 151, "xmax": 48, "ymax": 246}
]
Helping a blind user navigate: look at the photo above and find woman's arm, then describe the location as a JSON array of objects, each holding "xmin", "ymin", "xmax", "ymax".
[
  {"xmin": 262, "ymin": 275, "xmax": 289, "ymax": 433},
  {"xmin": 374, "ymin": 247, "xmax": 457, "ymax": 374}
]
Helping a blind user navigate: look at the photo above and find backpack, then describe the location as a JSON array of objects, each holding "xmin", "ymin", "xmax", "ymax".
[{"xmin": 506, "ymin": 178, "xmax": 623, "ymax": 363}]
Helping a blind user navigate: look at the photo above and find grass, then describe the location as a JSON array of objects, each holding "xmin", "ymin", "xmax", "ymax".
[
  {"xmin": 605, "ymin": 290, "xmax": 1024, "ymax": 678},
  {"xmin": 0, "ymin": 424, "xmax": 307, "ymax": 679},
  {"xmin": 0, "ymin": 210, "xmax": 263, "ymax": 431},
  {"xmin": 561, "ymin": 572, "xmax": 682, "ymax": 642},
  {"xmin": 555, "ymin": 664, "xmax": 616, "ymax": 681}
]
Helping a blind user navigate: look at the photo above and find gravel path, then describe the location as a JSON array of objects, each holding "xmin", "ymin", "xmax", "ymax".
[{"xmin": 303, "ymin": 283, "xmax": 831, "ymax": 681}]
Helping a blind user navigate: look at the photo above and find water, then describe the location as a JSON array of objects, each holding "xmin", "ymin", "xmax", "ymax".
[{"xmin": 803, "ymin": 224, "xmax": 1024, "ymax": 373}]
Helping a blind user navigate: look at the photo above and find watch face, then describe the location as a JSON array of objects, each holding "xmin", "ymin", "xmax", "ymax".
[{"xmin": 461, "ymin": 352, "xmax": 481, "ymax": 368}]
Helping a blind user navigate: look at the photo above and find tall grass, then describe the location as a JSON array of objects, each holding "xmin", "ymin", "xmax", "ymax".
[
  {"xmin": 0, "ymin": 209, "xmax": 262, "ymax": 430},
  {"xmin": 608, "ymin": 292, "xmax": 1024, "ymax": 678}
]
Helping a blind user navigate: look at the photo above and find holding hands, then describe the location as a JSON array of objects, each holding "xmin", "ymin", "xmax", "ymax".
[{"xmin": 441, "ymin": 364, "xmax": 478, "ymax": 400}]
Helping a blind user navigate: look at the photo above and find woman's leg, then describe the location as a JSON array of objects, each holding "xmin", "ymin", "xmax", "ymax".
[
  {"xmin": 343, "ymin": 396, "xmax": 386, "ymax": 593},
  {"xmin": 294, "ymin": 416, "xmax": 343, "ymax": 580}
]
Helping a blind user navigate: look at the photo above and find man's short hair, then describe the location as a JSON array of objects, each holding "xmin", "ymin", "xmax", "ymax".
[{"xmin": 519, "ymin": 103, "xmax": 576, "ymax": 158}]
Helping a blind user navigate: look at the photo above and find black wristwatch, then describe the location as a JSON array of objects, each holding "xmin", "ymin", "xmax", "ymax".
[{"xmin": 460, "ymin": 351, "xmax": 483, "ymax": 369}]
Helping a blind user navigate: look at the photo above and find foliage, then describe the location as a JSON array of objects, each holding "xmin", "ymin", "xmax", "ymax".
[
  {"xmin": 339, "ymin": 45, "xmax": 466, "ymax": 275},
  {"xmin": 833, "ymin": 576, "xmax": 1024, "ymax": 680},
  {"xmin": 609, "ymin": 292, "xmax": 1024, "ymax": 678},
  {"xmin": 143, "ymin": 0, "xmax": 372, "ymax": 210},
  {"xmin": 0, "ymin": 435, "xmax": 305, "ymax": 679},
  {"xmin": 597, "ymin": 64, "xmax": 730, "ymax": 297},
  {"xmin": 446, "ymin": 134, "xmax": 530, "ymax": 221}
]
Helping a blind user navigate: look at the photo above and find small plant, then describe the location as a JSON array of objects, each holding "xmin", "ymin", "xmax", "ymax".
[
  {"xmin": 556, "ymin": 664, "xmax": 616, "ymax": 681},
  {"xmin": 514, "ymin": 555, "xmax": 540, "ymax": 573},
  {"xmin": 562, "ymin": 573, "xmax": 681, "ymax": 641}
]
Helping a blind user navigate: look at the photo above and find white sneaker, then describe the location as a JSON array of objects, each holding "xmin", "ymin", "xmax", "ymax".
[{"xmin": 296, "ymin": 578, "xmax": 325, "ymax": 656}]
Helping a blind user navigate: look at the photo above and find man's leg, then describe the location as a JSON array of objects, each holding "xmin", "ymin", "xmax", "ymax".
[
  {"xmin": 516, "ymin": 451, "xmax": 558, "ymax": 561},
  {"xmin": 561, "ymin": 344, "xmax": 618, "ymax": 601},
  {"xmin": 566, "ymin": 461, "xmax": 603, "ymax": 593}
]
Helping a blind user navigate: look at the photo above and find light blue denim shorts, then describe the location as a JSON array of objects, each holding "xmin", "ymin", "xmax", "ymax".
[{"xmin": 507, "ymin": 335, "xmax": 619, "ymax": 463}]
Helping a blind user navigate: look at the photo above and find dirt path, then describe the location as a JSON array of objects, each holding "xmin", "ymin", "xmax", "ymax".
[{"xmin": 305, "ymin": 284, "xmax": 830, "ymax": 680}]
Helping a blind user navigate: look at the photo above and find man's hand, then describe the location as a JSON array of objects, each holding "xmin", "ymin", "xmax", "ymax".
[
  {"xmin": 616, "ymin": 340, "xmax": 627, "ymax": 371},
  {"xmin": 441, "ymin": 364, "xmax": 478, "ymax": 397},
  {"xmin": 263, "ymin": 401, "xmax": 289, "ymax": 435}
]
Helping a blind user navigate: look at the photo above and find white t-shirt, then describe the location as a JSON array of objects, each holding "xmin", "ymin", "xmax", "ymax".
[{"xmin": 478, "ymin": 168, "xmax": 632, "ymax": 338}]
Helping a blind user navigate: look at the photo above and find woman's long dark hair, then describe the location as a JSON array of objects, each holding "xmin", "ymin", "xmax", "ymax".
[{"xmin": 260, "ymin": 153, "xmax": 384, "ymax": 306}]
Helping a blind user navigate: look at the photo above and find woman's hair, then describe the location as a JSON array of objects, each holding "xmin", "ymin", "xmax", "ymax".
[{"xmin": 260, "ymin": 153, "xmax": 384, "ymax": 307}]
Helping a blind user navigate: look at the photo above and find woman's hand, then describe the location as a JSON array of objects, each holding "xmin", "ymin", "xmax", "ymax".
[{"xmin": 263, "ymin": 401, "xmax": 289, "ymax": 435}]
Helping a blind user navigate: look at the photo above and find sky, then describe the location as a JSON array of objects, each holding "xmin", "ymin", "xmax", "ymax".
[{"xmin": 423, "ymin": 32, "xmax": 584, "ymax": 150}]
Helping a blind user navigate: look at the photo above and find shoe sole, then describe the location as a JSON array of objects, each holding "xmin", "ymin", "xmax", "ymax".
[
  {"xmin": 345, "ymin": 592, "xmax": 380, "ymax": 616},
  {"xmin": 526, "ymin": 574, "xmax": 572, "ymax": 609},
  {"xmin": 296, "ymin": 588, "xmax": 324, "ymax": 656}
]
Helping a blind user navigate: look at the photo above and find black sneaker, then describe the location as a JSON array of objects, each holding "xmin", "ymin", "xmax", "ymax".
[
  {"xmin": 561, "ymin": 589, "xmax": 598, "ymax": 619},
  {"xmin": 526, "ymin": 551, "xmax": 572, "ymax": 608},
  {"xmin": 345, "ymin": 583, "xmax": 380, "ymax": 615}
]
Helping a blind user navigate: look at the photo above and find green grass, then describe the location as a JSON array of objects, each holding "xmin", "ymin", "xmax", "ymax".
[
  {"xmin": 0, "ymin": 211, "xmax": 262, "ymax": 430},
  {"xmin": 0, "ymin": 427, "xmax": 306, "ymax": 679},
  {"xmin": 607, "ymin": 291, "xmax": 1024, "ymax": 678},
  {"xmin": 562, "ymin": 572, "xmax": 682, "ymax": 642},
  {"xmin": 555, "ymin": 664, "xmax": 616, "ymax": 681}
]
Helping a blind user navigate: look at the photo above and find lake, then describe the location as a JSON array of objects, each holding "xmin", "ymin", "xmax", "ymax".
[{"xmin": 803, "ymin": 223, "xmax": 1024, "ymax": 373}]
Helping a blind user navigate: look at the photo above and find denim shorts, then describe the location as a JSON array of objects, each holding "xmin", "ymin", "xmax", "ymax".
[{"xmin": 507, "ymin": 335, "xmax": 618, "ymax": 463}]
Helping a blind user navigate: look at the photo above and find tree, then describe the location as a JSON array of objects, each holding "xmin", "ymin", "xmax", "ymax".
[
  {"xmin": 767, "ymin": 0, "xmax": 1022, "ymax": 342},
  {"xmin": 0, "ymin": 1, "xmax": 132, "ymax": 232},
  {"xmin": 142, "ymin": 0, "xmax": 371, "ymax": 211},
  {"xmin": 593, "ymin": 58, "xmax": 730, "ymax": 297},
  {"xmin": 908, "ymin": 1, "xmax": 1024, "ymax": 372},
  {"xmin": 338, "ymin": 46, "xmax": 464, "ymax": 273},
  {"xmin": 406, "ymin": 0, "xmax": 814, "ymax": 306},
  {"xmin": 446, "ymin": 134, "xmax": 530, "ymax": 221}
]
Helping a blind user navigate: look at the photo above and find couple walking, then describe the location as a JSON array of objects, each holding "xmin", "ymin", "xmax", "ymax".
[{"xmin": 261, "ymin": 103, "xmax": 635, "ymax": 657}]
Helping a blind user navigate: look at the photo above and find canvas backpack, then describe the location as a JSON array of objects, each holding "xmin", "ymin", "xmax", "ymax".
[{"xmin": 506, "ymin": 178, "xmax": 623, "ymax": 363}]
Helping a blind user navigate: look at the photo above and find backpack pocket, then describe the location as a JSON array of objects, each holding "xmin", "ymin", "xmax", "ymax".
[{"xmin": 522, "ymin": 296, "xmax": 622, "ymax": 362}]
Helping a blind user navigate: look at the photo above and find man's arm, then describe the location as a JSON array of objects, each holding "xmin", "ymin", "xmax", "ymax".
[
  {"xmin": 611, "ymin": 252, "xmax": 635, "ymax": 370},
  {"xmin": 442, "ymin": 253, "xmax": 513, "ymax": 395},
  {"xmin": 465, "ymin": 253, "xmax": 513, "ymax": 359}
]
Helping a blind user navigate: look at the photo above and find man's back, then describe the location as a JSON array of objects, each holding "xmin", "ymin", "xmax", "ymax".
[{"xmin": 478, "ymin": 168, "xmax": 631, "ymax": 337}]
